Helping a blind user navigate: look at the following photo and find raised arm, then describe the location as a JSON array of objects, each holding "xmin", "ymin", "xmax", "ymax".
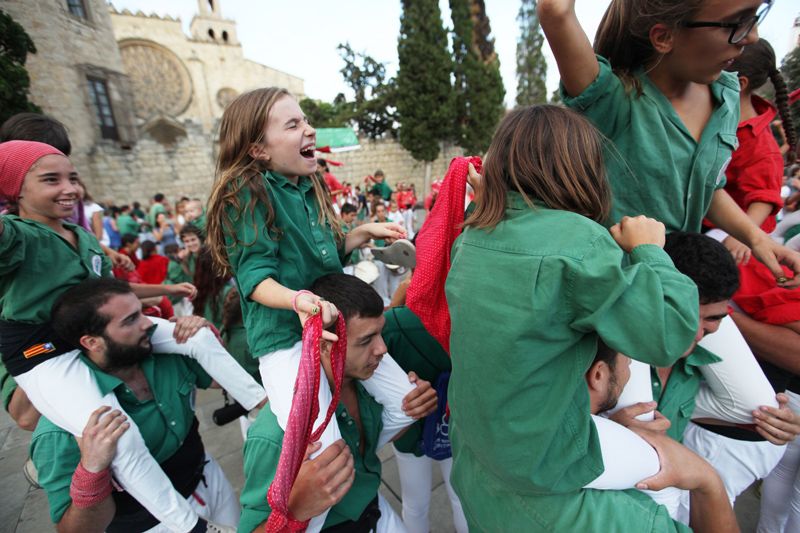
[{"xmin": 537, "ymin": 0, "xmax": 599, "ymax": 97}]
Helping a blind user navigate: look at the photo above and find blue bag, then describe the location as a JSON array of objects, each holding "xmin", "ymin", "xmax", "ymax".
[{"xmin": 421, "ymin": 371, "xmax": 451, "ymax": 460}]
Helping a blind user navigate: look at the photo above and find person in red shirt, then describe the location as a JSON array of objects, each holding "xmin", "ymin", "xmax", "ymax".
[
  {"xmin": 710, "ymin": 40, "xmax": 800, "ymax": 332},
  {"xmin": 135, "ymin": 240, "xmax": 169, "ymax": 285},
  {"xmin": 317, "ymin": 158, "xmax": 344, "ymax": 201}
]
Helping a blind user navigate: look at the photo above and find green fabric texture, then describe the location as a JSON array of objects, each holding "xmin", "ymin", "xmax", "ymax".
[
  {"xmin": 0, "ymin": 216, "xmax": 111, "ymax": 324},
  {"xmin": 563, "ymin": 55, "xmax": 740, "ymax": 232},
  {"xmin": 239, "ymin": 382, "xmax": 383, "ymax": 532},
  {"xmin": 445, "ymin": 192, "xmax": 698, "ymax": 527},
  {"xmin": 652, "ymin": 346, "xmax": 721, "ymax": 442},
  {"xmin": 225, "ymin": 172, "xmax": 346, "ymax": 356},
  {"xmin": 30, "ymin": 351, "xmax": 211, "ymax": 523}
]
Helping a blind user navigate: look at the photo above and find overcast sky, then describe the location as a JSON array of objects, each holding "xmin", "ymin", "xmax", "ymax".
[{"xmin": 110, "ymin": 0, "xmax": 799, "ymax": 106}]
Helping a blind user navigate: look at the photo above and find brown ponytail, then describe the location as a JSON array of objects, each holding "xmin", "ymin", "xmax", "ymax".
[
  {"xmin": 727, "ymin": 39, "xmax": 798, "ymax": 163},
  {"xmin": 594, "ymin": 0, "xmax": 704, "ymax": 92}
]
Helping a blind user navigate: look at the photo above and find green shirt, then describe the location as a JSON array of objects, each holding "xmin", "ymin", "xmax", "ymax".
[
  {"xmin": 225, "ymin": 172, "xmax": 346, "ymax": 356},
  {"xmin": 451, "ymin": 447, "xmax": 690, "ymax": 532},
  {"xmin": 0, "ymin": 215, "xmax": 111, "ymax": 324},
  {"xmin": 116, "ymin": 213, "xmax": 140, "ymax": 238},
  {"xmin": 382, "ymin": 306, "xmax": 451, "ymax": 455},
  {"xmin": 30, "ymin": 352, "xmax": 212, "ymax": 523},
  {"xmin": 372, "ymin": 181, "xmax": 392, "ymax": 202},
  {"xmin": 0, "ymin": 360, "xmax": 14, "ymax": 410},
  {"xmin": 166, "ymin": 254, "xmax": 196, "ymax": 285},
  {"xmin": 563, "ymin": 55, "xmax": 740, "ymax": 232},
  {"xmin": 223, "ymin": 323, "xmax": 261, "ymax": 382},
  {"xmin": 445, "ymin": 193, "xmax": 698, "ymax": 527},
  {"xmin": 653, "ymin": 346, "xmax": 721, "ymax": 442},
  {"xmin": 148, "ymin": 203, "xmax": 167, "ymax": 227},
  {"xmin": 239, "ymin": 382, "xmax": 383, "ymax": 532}
]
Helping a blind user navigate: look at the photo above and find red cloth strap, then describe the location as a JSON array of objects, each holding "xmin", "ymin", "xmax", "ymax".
[
  {"xmin": 265, "ymin": 313, "xmax": 347, "ymax": 532},
  {"xmin": 406, "ymin": 156, "xmax": 483, "ymax": 354},
  {"xmin": 70, "ymin": 463, "xmax": 113, "ymax": 508}
]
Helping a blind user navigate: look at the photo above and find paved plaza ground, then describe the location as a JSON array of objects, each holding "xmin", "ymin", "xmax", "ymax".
[{"xmin": 1, "ymin": 388, "xmax": 761, "ymax": 532}]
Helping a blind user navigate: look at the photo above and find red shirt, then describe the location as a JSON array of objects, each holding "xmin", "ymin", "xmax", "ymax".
[
  {"xmin": 136, "ymin": 254, "xmax": 169, "ymax": 285},
  {"xmin": 323, "ymin": 172, "xmax": 344, "ymax": 195},
  {"xmin": 724, "ymin": 95, "xmax": 784, "ymax": 233}
]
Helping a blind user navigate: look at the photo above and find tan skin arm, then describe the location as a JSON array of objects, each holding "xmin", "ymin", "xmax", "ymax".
[
  {"xmin": 56, "ymin": 407, "xmax": 128, "ymax": 533},
  {"xmin": 707, "ymin": 189, "xmax": 800, "ymax": 288},
  {"xmin": 8, "ymin": 387, "xmax": 40, "ymax": 431},
  {"xmin": 537, "ymin": 0, "xmax": 599, "ymax": 98}
]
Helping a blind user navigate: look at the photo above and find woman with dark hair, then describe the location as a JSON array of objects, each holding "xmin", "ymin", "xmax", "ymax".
[{"xmin": 192, "ymin": 246, "xmax": 232, "ymax": 330}]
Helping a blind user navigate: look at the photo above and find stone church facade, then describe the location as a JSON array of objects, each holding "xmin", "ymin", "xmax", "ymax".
[
  {"xmin": 2, "ymin": 0, "xmax": 304, "ymax": 204},
  {"xmin": 4, "ymin": 0, "xmax": 462, "ymax": 204}
]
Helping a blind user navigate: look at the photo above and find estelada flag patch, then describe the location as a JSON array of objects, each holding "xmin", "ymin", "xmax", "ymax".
[{"xmin": 23, "ymin": 342, "xmax": 56, "ymax": 359}]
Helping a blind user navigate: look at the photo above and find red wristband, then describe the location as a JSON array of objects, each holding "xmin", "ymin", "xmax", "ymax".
[{"xmin": 70, "ymin": 463, "xmax": 113, "ymax": 508}]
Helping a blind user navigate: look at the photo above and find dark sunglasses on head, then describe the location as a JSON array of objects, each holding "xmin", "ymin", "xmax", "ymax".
[{"xmin": 679, "ymin": 0, "xmax": 772, "ymax": 44}]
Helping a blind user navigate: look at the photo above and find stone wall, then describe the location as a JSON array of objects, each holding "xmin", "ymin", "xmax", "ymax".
[
  {"xmin": 2, "ymin": 0, "xmax": 137, "ymax": 187},
  {"xmin": 87, "ymin": 121, "xmax": 215, "ymax": 205},
  {"xmin": 321, "ymin": 139, "xmax": 464, "ymax": 195}
]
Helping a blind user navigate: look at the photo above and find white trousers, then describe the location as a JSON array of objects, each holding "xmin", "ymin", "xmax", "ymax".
[
  {"xmin": 392, "ymin": 447, "xmax": 468, "ymax": 533},
  {"xmin": 259, "ymin": 341, "xmax": 415, "ymax": 533},
  {"xmin": 677, "ymin": 422, "xmax": 786, "ymax": 525},
  {"xmin": 693, "ymin": 315, "xmax": 778, "ymax": 422},
  {"xmin": 758, "ymin": 390, "xmax": 800, "ymax": 533},
  {"xmin": 145, "ymin": 455, "xmax": 240, "ymax": 532},
  {"xmin": 376, "ymin": 493, "xmax": 408, "ymax": 533},
  {"xmin": 15, "ymin": 318, "xmax": 265, "ymax": 532}
]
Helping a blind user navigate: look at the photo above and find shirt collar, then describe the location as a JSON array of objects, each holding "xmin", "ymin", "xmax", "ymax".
[
  {"xmin": 680, "ymin": 345, "xmax": 723, "ymax": 376},
  {"xmin": 78, "ymin": 352, "xmax": 155, "ymax": 396},
  {"xmin": 506, "ymin": 190, "xmax": 540, "ymax": 211},
  {"xmin": 739, "ymin": 94, "xmax": 778, "ymax": 136},
  {"xmin": 264, "ymin": 171, "xmax": 313, "ymax": 192}
]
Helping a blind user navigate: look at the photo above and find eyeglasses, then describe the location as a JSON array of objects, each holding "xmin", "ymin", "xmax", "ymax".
[{"xmin": 679, "ymin": 1, "xmax": 772, "ymax": 44}]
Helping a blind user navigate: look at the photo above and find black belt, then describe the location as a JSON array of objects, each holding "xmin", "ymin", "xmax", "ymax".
[
  {"xmin": 693, "ymin": 421, "xmax": 765, "ymax": 442},
  {"xmin": 321, "ymin": 496, "xmax": 381, "ymax": 533},
  {"xmin": 0, "ymin": 319, "xmax": 72, "ymax": 376}
]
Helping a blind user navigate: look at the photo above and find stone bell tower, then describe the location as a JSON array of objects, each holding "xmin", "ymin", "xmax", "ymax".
[{"xmin": 190, "ymin": 0, "xmax": 239, "ymax": 45}]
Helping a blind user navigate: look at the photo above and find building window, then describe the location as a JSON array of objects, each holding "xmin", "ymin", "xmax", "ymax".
[
  {"xmin": 66, "ymin": 0, "xmax": 87, "ymax": 19},
  {"xmin": 87, "ymin": 77, "xmax": 119, "ymax": 140}
]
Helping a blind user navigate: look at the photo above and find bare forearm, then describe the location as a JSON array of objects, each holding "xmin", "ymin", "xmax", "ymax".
[
  {"xmin": 746, "ymin": 201, "xmax": 773, "ymax": 229},
  {"xmin": 250, "ymin": 277, "xmax": 296, "ymax": 309},
  {"xmin": 344, "ymin": 226, "xmax": 370, "ymax": 254},
  {"xmin": 130, "ymin": 283, "xmax": 170, "ymax": 299},
  {"xmin": 731, "ymin": 311, "xmax": 800, "ymax": 374},
  {"xmin": 57, "ymin": 498, "xmax": 115, "ymax": 533},
  {"xmin": 707, "ymin": 190, "xmax": 763, "ymax": 246},
  {"xmin": 689, "ymin": 477, "xmax": 740, "ymax": 533},
  {"xmin": 8, "ymin": 387, "xmax": 40, "ymax": 431}
]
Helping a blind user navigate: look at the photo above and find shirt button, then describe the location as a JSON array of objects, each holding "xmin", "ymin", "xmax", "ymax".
[
  {"xmin": 321, "ymin": 250, "xmax": 328, "ymax": 256},
  {"xmin": 311, "ymin": 222, "xmax": 316, "ymax": 226},
  {"xmin": 170, "ymin": 421, "xmax": 176, "ymax": 426},
  {"xmin": 348, "ymin": 420, "xmax": 354, "ymax": 426}
]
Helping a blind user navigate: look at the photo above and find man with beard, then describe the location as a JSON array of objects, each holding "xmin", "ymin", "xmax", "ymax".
[{"xmin": 30, "ymin": 277, "xmax": 240, "ymax": 533}]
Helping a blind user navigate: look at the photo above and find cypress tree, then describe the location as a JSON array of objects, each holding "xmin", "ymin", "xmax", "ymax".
[
  {"xmin": 0, "ymin": 9, "xmax": 41, "ymax": 125},
  {"xmin": 450, "ymin": 0, "xmax": 506, "ymax": 154},
  {"xmin": 396, "ymin": 0, "xmax": 454, "ymax": 163},
  {"xmin": 515, "ymin": 0, "xmax": 548, "ymax": 106}
]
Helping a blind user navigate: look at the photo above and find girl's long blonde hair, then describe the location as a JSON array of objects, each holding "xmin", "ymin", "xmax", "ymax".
[{"xmin": 205, "ymin": 87, "xmax": 342, "ymax": 276}]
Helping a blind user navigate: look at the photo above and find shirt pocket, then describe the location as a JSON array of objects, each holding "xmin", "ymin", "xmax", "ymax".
[
  {"xmin": 178, "ymin": 377, "xmax": 197, "ymax": 412},
  {"xmin": 709, "ymin": 133, "xmax": 739, "ymax": 191}
]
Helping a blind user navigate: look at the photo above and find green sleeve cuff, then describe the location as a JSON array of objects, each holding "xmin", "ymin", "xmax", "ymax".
[{"xmin": 629, "ymin": 244, "xmax": 675, "ymax": 267}]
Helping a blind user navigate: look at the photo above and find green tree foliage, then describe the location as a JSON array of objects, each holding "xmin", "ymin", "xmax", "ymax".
[
  {"xmin": 337, "ymin": 43, "xmax": 397, "ymax": 139},
  {"xmin": 396, "ymin": 0, "xmax": 455, "ymax": 162},
  {"xmin": 782, "ymin": 46, "xmax": 800, "ymax": 142},
  {"xmin": 299, "ymin": 97, "xmax": 349, "ymax": 128},
  {"xmin": 0, "ymin": 9, "xmax": 41, "ymax": 125},
  {"xmin": 450, "ymin": 0, "xmax": 506, "ymax": 154},
  {"xmin": 515, "ymin": 0, "xmax": 548, "ymax": 106}
]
